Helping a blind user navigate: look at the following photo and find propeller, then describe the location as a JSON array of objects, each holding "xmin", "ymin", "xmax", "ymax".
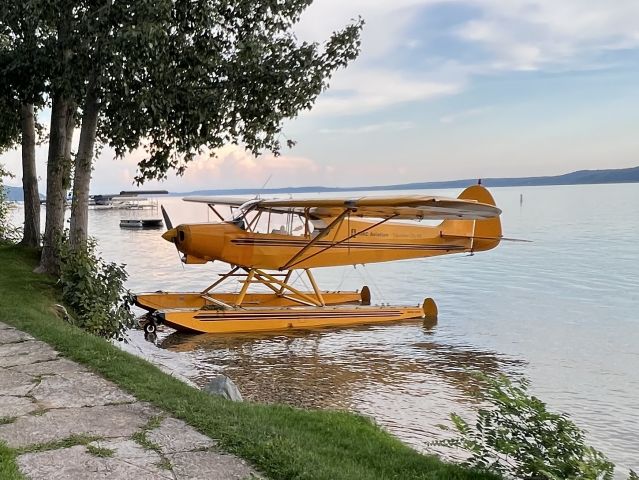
[
  {"xmin": 161, "ymin": 205, "xmax": 178, "ymax": 244},
  {"xmin": 161, "ymin": 205, "xmax": 173, "ymax": 230},
  {"xmin": 160, "ymin": 205, "xmax": 182, "ymax": 266}
]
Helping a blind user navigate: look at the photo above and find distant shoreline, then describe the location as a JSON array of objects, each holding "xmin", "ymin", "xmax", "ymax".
[
  {"xmin": 5, "ymin": 165, "xmax": 638, "ymax": 200},
  {"xmin": 176, "ymin": 165, "xmax": 639, "ymax": 196}
]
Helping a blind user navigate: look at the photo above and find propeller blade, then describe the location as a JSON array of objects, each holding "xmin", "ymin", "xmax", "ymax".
[{"xmin": 161, "ymin": 205, "xmax": 173, "ymax": 230}]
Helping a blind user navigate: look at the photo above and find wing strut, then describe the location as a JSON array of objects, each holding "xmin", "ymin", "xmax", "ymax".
[
  {"xmin": 250, "ymin": 268, "xmax": 324, "ymax": 306},
  {"xmin": 207, "ymin": 204, "xmax": 225, "ymax": 221},
  {"xmin": 279, "ymin": 208, "xmax": 351, "ymax": 271},
  {"xmin": 305, "ymin": 269, "xmax": 325, "ymax": 306},
  {"xmin": 200, "ymin": 266, "xmax": 240, "ymax": 294}
]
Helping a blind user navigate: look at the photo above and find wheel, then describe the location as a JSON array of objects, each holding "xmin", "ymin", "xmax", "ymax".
[
  {"xmin": 144, "ymin": 331, "xmax": 157, "ymax": 343},
  {"xmin": 144, "ymin": 322, "xmax": 156, "ymax": 334}
]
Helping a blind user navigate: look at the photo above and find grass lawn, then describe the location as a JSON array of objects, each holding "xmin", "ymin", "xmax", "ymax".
[{"xmin": 0, "ymin": 245, "xmax": 498, "ymax": 480}]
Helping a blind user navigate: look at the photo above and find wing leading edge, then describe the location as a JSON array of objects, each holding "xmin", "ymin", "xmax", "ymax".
[{"xmin": 182, "ymin": 193, "xmax": 501, "ymax": 221}]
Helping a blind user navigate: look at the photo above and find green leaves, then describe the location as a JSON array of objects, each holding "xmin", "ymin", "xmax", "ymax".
[
  {"xmin": 432, "ymin": 374, "xmax": 616, "ymax": 480},
  {"xmin": 56, "ymin": 233, "xmax": 135, "ymax": 341},
  {"xmin": 3, "ymin": 0, "xmax": 362, "ymax": 186},
  {"xmin": 0, "ymin": 162, "xmax": 21, "ymax": 243},
  {"xmin": 97, "ymin": 1, "xmax": 363, "ymax": 183}
]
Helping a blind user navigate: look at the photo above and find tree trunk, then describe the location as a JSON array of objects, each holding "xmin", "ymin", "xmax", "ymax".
[
  {"xmin": 68, "ymin": 0, "xmax": 112, "ymax": 250},
  {"xmin": 19, "ymin": 103, "xmax": 40, "ymax": 248},
  {"xmin": 37, "ymin": 95, "xmax": 70, "ymax": 274},
  {"xmin": 63, "ymin": 101, "xmax": 75, "ymax": 185},
  {"xmin": 69, "ymin": 84, "xmax": 99, "ymax": 250}
]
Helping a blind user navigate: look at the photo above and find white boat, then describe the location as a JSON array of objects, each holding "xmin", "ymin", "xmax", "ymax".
[{"xmin": 120, "ymin": 219, "xmax": 164, "ymax": 228}]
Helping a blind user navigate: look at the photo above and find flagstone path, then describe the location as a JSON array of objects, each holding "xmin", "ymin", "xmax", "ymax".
[{"xmin": 0, "ymin": 321, "xmax": 259, "ymax": 480}]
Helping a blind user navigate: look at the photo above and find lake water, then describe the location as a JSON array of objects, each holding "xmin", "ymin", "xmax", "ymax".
[{"xmin": 10, "ymin": 183, "xmax": 639, "ymax": 473}]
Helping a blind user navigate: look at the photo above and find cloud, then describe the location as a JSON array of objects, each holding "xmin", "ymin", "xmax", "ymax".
[
  {"xmin": 296, "ymin": 0, "xmax": 442, "ymax": 58},
  {"xmin": 183, "ymin": 145, "xmax": 319, "ymax": 185},
  {"xmin": 440, "ymin": 106, "xmax": 491, "ymax": 124},
  {"xmin": 296, "ymin": 0, "xmax": 466, "ymax": 116},
  {"xmin": 116, "ymin": 144, "xmax": 416, "ymax": 190},
  {"xmin": 91, "ymin": 144, "xmax": 322, "ymax": 192},
  {"xmin": 309, "ymin": 67, "xmax": 463, "ymax": 116},
  {"xmin": 455, "ymin": 0, "xmax": 639, "ymax": 71},
  {"xmin": 319, "ymin": 121, "xmax": 414, "ymax": 134},
  {"xmin": 294, "ymin": 0, "xmax": 639, "ymax": 116}
]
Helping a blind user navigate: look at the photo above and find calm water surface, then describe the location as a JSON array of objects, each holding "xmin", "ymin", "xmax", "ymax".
[{"xmin": 12, "ymin": 183, "xmax": 639, "ymax": 472}]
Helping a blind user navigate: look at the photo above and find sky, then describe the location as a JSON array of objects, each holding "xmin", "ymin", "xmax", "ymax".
[{"xmin": 2, "ymin": 0, "xmax": 639, "ymax": 193}]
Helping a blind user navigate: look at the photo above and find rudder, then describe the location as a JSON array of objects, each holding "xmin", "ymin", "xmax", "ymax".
[{"xmin": 439, "ymin": 185, "xmax": 502, "ymax": 252}]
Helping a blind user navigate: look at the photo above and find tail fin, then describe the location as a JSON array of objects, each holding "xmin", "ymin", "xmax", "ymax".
[{"xmin": 439, "ymin": 185, "xmax": 502, "ymax": 252}]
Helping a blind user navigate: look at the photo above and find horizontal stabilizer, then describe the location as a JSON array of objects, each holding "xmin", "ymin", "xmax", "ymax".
[{"xmin": 440, "ymin": 234, "xmax": 531, "ymax": 243}]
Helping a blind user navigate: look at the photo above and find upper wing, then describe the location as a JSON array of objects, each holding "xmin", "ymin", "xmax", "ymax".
[
  {"xmin": 182, "ymin": 196, "xmax": 298, "ymax": 217},
  {"xmin": 182, "ymin": 194, "xmax": 502, "ymax": 220},
  {"xmin": 183, "ymin": 196, "xmax": 252, "ymax": 207},
  {"xmin": 258, "ymin": 195, "xmax": 501, "ymax": 220}
]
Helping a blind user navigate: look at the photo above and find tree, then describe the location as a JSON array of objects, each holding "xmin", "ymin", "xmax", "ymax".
[
  {"xmin": 37, "ymin": 1, "xmax": 77, "ymax": 273},
  {"xmin": 0, "ymin": 87, "xmax": 20, "ymax": 155},
  {"xmin": 0, "ymin": 43, "xmax": 20, "ymax": 152},
  {"xmin": 69, "ymin": 0, "xmax": 362, "ymax": 249},
  {"xmin": 105, "ymin": 1, "xmax": 362, "ymax": 184},
  {"xmin": 0, "ymin": 29, "xmax": 39, "ymax": 247},
  {"xmin": 0, "ymin": 1, "xmax": 51, "ymax": 248},
  {"xmin": 3, "ymin": 0, "xmax": 362, "ymax": 269},
  {"xmin": 19, "ymin": 103, "xmax": 40, "ymax": 247}
]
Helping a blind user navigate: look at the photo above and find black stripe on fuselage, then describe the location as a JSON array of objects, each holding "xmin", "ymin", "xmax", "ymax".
[{"xmin": 230, "ymin": 238, "xmax": 465, "ymax": 251}]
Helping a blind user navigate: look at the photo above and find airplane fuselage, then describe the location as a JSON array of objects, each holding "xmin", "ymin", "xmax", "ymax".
[{"xmin": 168, "ymin": 218, "xmax": 491, "ymax": 269}]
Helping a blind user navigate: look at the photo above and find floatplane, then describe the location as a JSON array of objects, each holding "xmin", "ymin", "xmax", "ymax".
[{"xmin": 134, "ymin": 184, "xmax": 504, "ymax": 334}]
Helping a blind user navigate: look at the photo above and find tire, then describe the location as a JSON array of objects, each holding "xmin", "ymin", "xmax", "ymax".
[{"xmin": 144, "ymin": 322, "xmax": 156, "ymax": 334}]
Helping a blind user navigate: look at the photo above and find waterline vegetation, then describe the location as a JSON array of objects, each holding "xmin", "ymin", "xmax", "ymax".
[
  {"xmin": 434, "ymin": 374, "xmax": 636, "ymax": 480},
  {"xmin": 56, "ymin": 233, "xmax": 135, "ymax": 340},
  {"xmin": 0, "ymin": 163, "xmax": 21, "ymax": 243}
]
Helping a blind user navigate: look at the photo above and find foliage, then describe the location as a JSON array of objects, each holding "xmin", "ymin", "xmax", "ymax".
[
  {"xmin": 3, "ymin": 0, "xmax": 362, "ymax": 270},
  {"xmin": 16, "ymin": 434, "xmax": 102, "ymax": 455},
  {"xmin": 0, "ymin": 23, "xmax": 25, "ymax": 154},
  {"xmin": 433, "ymin": 374, "xmax": 619, "ymax": 480},
  {"xmin": 57, "ymin": 234, "xmax": 134, "ymax": 340},
  {"xmin": 0, "ymin": 94, "xmax": 20, "ymax": 153},
  {"xmin": 85, "ymin": 444, "xmax": 115, "ymax": 458},
  {"xmin": 97, "ymin": 0, "xmax": 363, "ymax": 183},
  {"xmin": 0, "ymin": 163, "xmax": 20, "ymax": 243},
  {"xmin": 2, "ymin": 0, "xmax": 362, "ymax": 183}
]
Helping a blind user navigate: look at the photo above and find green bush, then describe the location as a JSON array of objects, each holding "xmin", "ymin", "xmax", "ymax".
[
  {"xmin": 433, "ymin": 374, "xmax": 620, "ymax": 480},
  {"xmin": 57, "ymin": 235, "xmax": 135, "ymax": 340},
  {"xmin": 0, "ymin": 163, "xmax": 21, "ymax": 243}
]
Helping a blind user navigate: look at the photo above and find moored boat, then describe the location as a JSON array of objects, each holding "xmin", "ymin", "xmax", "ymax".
[{"xmin": 120, "ymin": 219, "xmax": 164, "ymax": 228}]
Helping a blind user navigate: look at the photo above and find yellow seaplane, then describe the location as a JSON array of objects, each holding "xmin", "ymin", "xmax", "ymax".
[{"xmin": 134, "ymin": 184, "xmax": 503, "ymax": 334}]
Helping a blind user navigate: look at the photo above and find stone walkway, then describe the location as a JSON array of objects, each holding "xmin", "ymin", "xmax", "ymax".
[{"xmin": 0, "ymin": 322, "xmax": 258, "ymax": 480}]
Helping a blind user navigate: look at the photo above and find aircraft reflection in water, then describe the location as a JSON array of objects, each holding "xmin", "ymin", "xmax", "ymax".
[
  {"xmin": 135, "ymin": 185, "xmax": 514, "ymax": 335},
  {"xmin": 156, "ymin": 320, "xmax": 524, "ymax": 410}
]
